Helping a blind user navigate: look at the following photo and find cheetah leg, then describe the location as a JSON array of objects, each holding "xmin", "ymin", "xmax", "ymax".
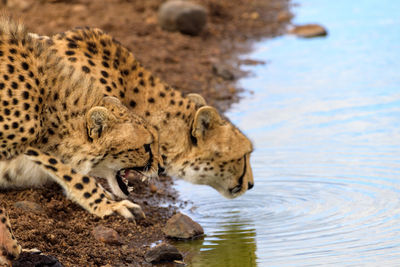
[
  {"xmin": 0, "ymin": 207, "xmax": 21, "ymax": 267},
  {"xmin": 23, "ymin": 147, "xmax": 145, "ymax": 221}
]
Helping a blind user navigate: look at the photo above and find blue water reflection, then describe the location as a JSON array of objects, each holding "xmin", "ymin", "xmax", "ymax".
[{"xmin": 175, "ymin": 0, "xmax": 400, "ymax": 266}]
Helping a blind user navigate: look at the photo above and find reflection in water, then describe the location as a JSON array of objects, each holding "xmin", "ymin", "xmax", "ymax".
[
  {"xmin": 175, "ymin": 0, "xmax": 400, "ymax": 266},
  {"xmin": 175, "ymin": 221, "xmax": 257, "ymax": 267}
]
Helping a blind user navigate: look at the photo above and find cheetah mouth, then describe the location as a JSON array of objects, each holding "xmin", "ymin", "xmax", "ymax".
[
  {"xmin": 116, "ymin": 169, "xmax": 131, "ymax": 196},
  {"xmin": 116, "ymin": 167, "xmax": 151, "ymax": 196},
  {"xmin": 115, "ymin": 149, "xmax": 156, "ymax": 196},
  {"xmin": 228, "ymin": 155, "xmax": 247, "ymax": 196}
]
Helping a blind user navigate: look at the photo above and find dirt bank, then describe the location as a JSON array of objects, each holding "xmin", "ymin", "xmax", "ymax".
[{"xmin": 0, "ymin": 0, "xmax": 291, "ymax": 266}]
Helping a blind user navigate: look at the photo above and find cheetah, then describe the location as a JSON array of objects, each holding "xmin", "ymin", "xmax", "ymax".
[
  {"xmin": 0, "ymin": 18, "xmax": 161, "ymax": 265},
  {"xmin": 27, "ymin": 27, "xmax": 255, "ymax": 198},
  {"xmin": 44, "ymin": 27, "xmax": 255, "ymax": 198},
  {"xmin": 2, "ymin": 22, "xmax": 255, "ymax": 264}
]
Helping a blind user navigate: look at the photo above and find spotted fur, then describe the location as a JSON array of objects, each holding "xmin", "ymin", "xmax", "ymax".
[
  {"xmin": 0, "ymin": 207, "xmax": 21, "ymax": 266},
  {"xmin": 44, "ymin": 27, "xmax": 254, "ymax": 198},
  {"xmin": 0, "ymin": 18, "xmax": 161, "ymax": 264},
  {"xmin": 1, "ymin": 20, "xmax": 255, "ymax": 263}
]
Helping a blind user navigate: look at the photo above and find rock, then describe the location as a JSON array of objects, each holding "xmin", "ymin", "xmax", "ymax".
[
  {"xmin": 92, "ymin": 225, "xmax": 123, "ymax": 245},
  {"xmin": 249, "ymin": 11, "xmax": 260, "ymax": 20},
  {"xmin": 144, "ymin": 243, "xmax": 183, "ymax": 263},
  {"xmin": 163, "ymin": 213, "xmax": 204, "ymax": 239},
  {"xmin": 145, "ymin": 16, "xmax": 157, "ymax": 25},
  {"xmin": 14, "ymin": 201, "xmax": 44, "ymax": 214},
  {"xmin": 149, "ymin": 183, "xmax": 158, "ymax": 193},
  {"xmin": 158, "ymin": 0, "xmax": 207, "ymax": 36},
  {"xmin": 12, "ymin": 251, "xmax": 63, "ymax": 267},
  {"xmin": 277, "ymin": 10, "xmax": 293, "ymax": 23},
  {"xmin": 3, "ymin": 0, "xmax": 34, "ymax": 11},
  {"xmin": 240, "ymin": 59, "xmax": 266, "ymax": 66},
  {"xmin": 212, "ymin": 63, "xmax": 235, "ymax": 81},
  {"xmin": 71, "ymin": 4, "xmax": 87, "ymax": 13},
  {"xmin": 289, "ymin": 24, "xmax": 328, "ymax": 38}
]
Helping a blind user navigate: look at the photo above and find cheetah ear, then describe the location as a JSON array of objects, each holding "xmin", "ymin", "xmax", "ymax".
[
  {"xmin": 101, "ymin": 96, "xmax": 129, "ymax": 114},
  {"xmin": 86, "ymin": 107, "xmax": 116, "ymax": 140},
  {"xmin": 102, "ymin": 96, "xmax": 124, "ymax": 107},
  {"xmin": 192, "ymin": 106, "xmax": 222, "ymax": 141},
  {"xmin": 187, "ymin": 93, "xmax": 206, "ymax": 107}
]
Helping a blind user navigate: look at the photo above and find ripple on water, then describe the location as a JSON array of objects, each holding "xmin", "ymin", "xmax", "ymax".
[
  {"xmin": 176, "ymin": 168, "xmax": 400, "ymax": 266},
  {"xmin": 174, "ymin": 0, "xmax": 400, "ymax": 265},
  {"xmin": 257, "ymin": 177, "xmax": 400, "ymax": 265}
]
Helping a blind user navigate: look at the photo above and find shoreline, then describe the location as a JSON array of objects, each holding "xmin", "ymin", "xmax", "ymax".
[{"xmin": 0, "ymin": 0, "xmax": 292, "ymax": 265}]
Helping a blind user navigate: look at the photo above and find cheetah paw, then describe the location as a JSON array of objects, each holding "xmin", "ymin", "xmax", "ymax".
[
  {"xmin": 111, "ymin": 200, "xmax": 146, "ymax": 222},
  {"xmin": 95, "ymin": 200, "xmax": 145, "ymax": 222},
  {"xmin": 0, "ymin": 241, "xmax": 21, "ymax": 267}
]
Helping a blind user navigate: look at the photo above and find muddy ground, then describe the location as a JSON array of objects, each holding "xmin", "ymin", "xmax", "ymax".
[{"xmin": 0, "ymin": 0, "xmax": 291, "ymax": 266}]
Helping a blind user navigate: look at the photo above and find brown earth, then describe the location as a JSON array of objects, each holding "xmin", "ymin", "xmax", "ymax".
[{"xmin": 0, "ymin": 0, "xmax": 291, "ymax": 266}]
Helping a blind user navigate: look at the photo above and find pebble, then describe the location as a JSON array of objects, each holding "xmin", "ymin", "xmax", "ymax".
[
  {"xmin": 14, "ymin": 201, "xmax": 44, "ymax": 214},
  {"xmin": 71, "ymin": 4, "xmax": 86, "ymax": 13},
  {"xmin": 163, "ymin": 213, "xmax": 204, "ymax": 239},
  {"xmin": 277, "ymin": 10, "xmax": 293, "ymax": 22},
  {"xmin": 212, "ymin": 63, "xmax": 235, "ymax": 81},
  {"xmin": 240, "ymin": 58, "xmax": 266, "ymax": 66},
  {"xmin": 144, "ymin": 243, "xmax": 183, "ymax": 263},
  {"xmin": 289, "ymin": 24, "xmax": 328, "ymax": 38},
  {"xmin": 3, "ymin": 0, "xmax": 34, "ymax": 11},
  {"xmin": 158, "ymin": 0, "xmax": 207, "ymax": 35},
  {"xmin": 149, "ymin": 183, "xmax": 158, "ymax": 193},
  {"xmin": 12, "ymin": 252, "xmax": 63, "ymax": 267},
  {"xmin": 92, "ymin": 225, "xmax": 123, "ymax": 245},
  {"xmin": 249, "ymin": 11, "xmax": 260, "ymax": 20}
]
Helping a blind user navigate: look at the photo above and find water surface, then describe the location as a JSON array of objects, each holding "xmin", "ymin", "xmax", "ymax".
[{"xmin": 174, "ymin": 1, "xmax": 400, "ymax": 266}]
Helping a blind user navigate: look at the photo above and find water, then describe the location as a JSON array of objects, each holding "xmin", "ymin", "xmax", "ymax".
[{"xmin": 174, "ymin": 1, "xmax": 400, "ymax": 266}]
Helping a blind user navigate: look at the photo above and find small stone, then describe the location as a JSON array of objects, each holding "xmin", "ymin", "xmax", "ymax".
[
  {"xmin": 277, "ymin": 10, "xmax": 293, "ymax": 23},
  {"xmin": 45, "ymin": 234, "xmax": 57, "ymax": 244},
  {"xmin": 240, "ymin": 59, "xmax": 266, "ymax": 66},
  {"xmin": 12, "ymin": 251, "xmax": 63, "ymax": 267},
  {"xmin": 149, "ymin": 183, "xmax": 158, "ymax": 193},
  {"xmin": 289, "ymin": 24, "xmax": 328, "ymax": 38},
  {"xmin": 14, "ymin": 201, "xmax": 44, "ymax": 214},
  {"xmin": 145, "ymin": 16, "xmax": 157, "ymax": 25},
  {"xmin": 212, "ymin": 63, "xmax": 235, "ymax": 81},
  {"xmin": 144, "ymin": 243, "xmax": 183, "ymax": 263},
  {"xmin": 158, "ymin": 0, "xmax": 207, "ymax": 36},
  {"xmin": 71, "ymin": 4, "xmax": 86, "ymax": 13},
  {"xmin": 92, "ymin": 225, "xmax": 123, "ymax": 245},
  {"xmin": 249, "ymin": 12, "xmax": 260, "ymax": 20},
  {"xmin": 4, "ymin": 0, "xmax": 34, "ymax": 11},
  {"xmin": 163, "ymin": 213, "xmax": 204, "ymax": 239}
]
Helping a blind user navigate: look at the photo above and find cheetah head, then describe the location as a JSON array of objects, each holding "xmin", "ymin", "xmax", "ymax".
[
  {"xmin": 86, "ymin": 97, "xmax": 161, "ymax": 198},
  {"xmin": 168, "ymin": 95, "xmax": 254, "ymax": 199}
]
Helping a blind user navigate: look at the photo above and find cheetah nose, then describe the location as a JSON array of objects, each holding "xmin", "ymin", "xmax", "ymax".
[{"xmin": 248, "ymin": 182, "xmax": 254, "ymax": 190}]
